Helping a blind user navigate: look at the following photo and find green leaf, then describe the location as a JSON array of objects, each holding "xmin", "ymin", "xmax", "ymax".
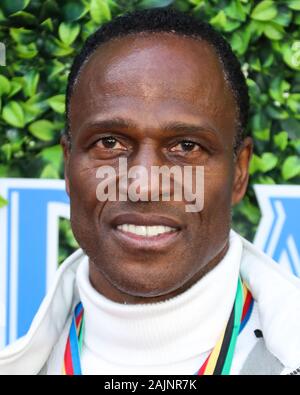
[
  {"xmin": 8, "ymin": 80, "xmax": 23, "ymax": 98},
  {"xmin": 230, "ymin": 27, "xmax": 251, "ymax": 55},
  {"xmin": 266, "ymin": 105, "xmax": 289, "ymax": 120},
  {"xmin": 22, "ymin": 96, "xmax": 48, "ymax": 124},
  {"xmin": 58, "ymin": 22, "xmax": 80, "ymax": 46},
  {"xmin": 293, "ymin": 13, "xmax": 300, "ymax": 25},
  {"xmin": 286, "ymin": 94, "xmax": 300, "ymax": 113},
  {"xmin": 28, "ymin": 120, "xmax": 56, "ymax": 141},
  {"xmin": 39, "ymin": 145, "xmax": 63, "ymax": 171},
  {"xmin": 282, "ymin": 156, "xmax": 300, "ymax": 180},
  {"xmin": 274, "ymin": 131, "xmax": 288, "ymax": 151},
  {"xmin": 224, "ymin": 0, "xmax": 247, "ymax": 22},
  {"xmin": 1, "ymin": 144, "xmax": 12, "ymax": 161},
  {"xmin": 106, "ymin": 0, "xmax": 120, "ymax": 12},
  {"xmin": 48, "ymin": 60, "xmax": 66, "ymax": 79},
  {"xmin": 291, "ymin": 41, "xmax": 300, "ymax": 68},
  {"xmin": 287, "ymin": 0, "xmax": 300, "ymax": 11},
  {"xmin": 1, "ymin": 0, "xmax": 30, "ymax": 16},
  {"xmin": 23, "ymin": 70, "xmax": 40, "ymax": 97},
  {"xmin": 0, "ymin": 75, "xmax": 11, "ymax": 96},
  {"xmin": 257, "ymin": 175, "xmax": 275, "ymax": 184},
  {"xmin": 16, "ymin": 43, "xmax": 38, "ymax": 59},
  {"xmin": 0, "ymin": 195, "xmax": 8, "ymax": 208},
  {"xmin": 9, "ymin": 27, "xmax": 35, "ymax": 44},
  {"xmin": 138, "ymin": 0, "xmax": 174, "ymax": 8},
  {"xmin": 280, "ymin": 119, "xmax": 300, "ymax": 139},
  {"xmin": 262, "ymin": 53, "xmax": 274, "ymax": 68},
  {"xmin": 62, "ymin": 2, "xmax": 87, "ymax": 22},
  {"xmin": 272, "ymin": 9, "xmax": 292, "ymax": 27},
  {"xmin": 269, "ymin": 77, "xmax": 290, "ymax": 103},
  {"xmin": 263, "ymin": 22, "xmax": 284, "ymax": 40},
  {"xmin": 251, "ymin": 1, "xmax": 277, "ymax": 21},
  {"xmin": 40, "ymin": 163, "xmax": 60, "ymax": 179},
  {"xmin": 66, "ymin": 229, "xmax": 78, "ymax": 248},
  {"xmin": 82, "ymin": 20, "xmax": 98, "ymax": 40},
  {"xmin": 90, "ymin": 0, "xmax": 111, "ymax": 23},
  {"xmin": 237, "ymin": 198, "xmax": 260, "ymax": 224},
  {"xmin": 9, "ymin": 11, "xmax": 37, "ymax": 24},
  {"xmin": 248, "ymin": 19, "xmax": 265, "ymax": 38},
  {"xmin": 0, "ymin": 165, "xmax": 8, "ymax": 177},
  {"xmin": 282, "ymin": 42, "xmax": 300, "ymax": 71},
  {"xmin": 249, "ymin": 154, "xmax": 261, "ymax": 174},
  {"xmin": 48, "ymin": 38, "xmax": 74, "ymax": 57},
  {"xmin": 41, "ymin": 17, "xmax": 54, "ymax": 32},
  {"xmin": 210, "ymin": 10, "xmax": 227, "ymax": 29},
  {"xmin": 224, "ymin": 19, "xmax": 241, "ymax": 32},
  {"xmin": 249, "ymin": 153, "xmax": 278, "ymax": 174},
  {"xmin": 290, "ymin": 139, "xmax": 300, "ymax": 153},
  {"xmin": 47, "ymin": 94, "xmax": 65, "ymax": 114},
  {"xmin": 253, "ymin": 128, "xmax": 270, "ymax": 141},
  {"xmin": 251, "ymin": 113, "xmax": 270, "ymax": 141},
  {"xmin": 0, "ymin": 8, "xmax": 4, "ymax": 21},
  {"xmin": 259, "ymin": 153, "xmax": 278, "ymax": 172},
  {"xmin": 2, "ymin": 101, "xmax": 25, "ymax": 128}
]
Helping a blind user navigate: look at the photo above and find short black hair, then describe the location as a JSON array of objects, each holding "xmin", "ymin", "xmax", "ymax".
[{"xmin": 65, "ymin": 7, "xmax": 249, "ymax": 151}]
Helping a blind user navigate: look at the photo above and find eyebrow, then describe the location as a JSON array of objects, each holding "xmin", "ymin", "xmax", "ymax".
[{"xmin": 81, "ymin": 117, "xmax": 219, "ymax": 136}]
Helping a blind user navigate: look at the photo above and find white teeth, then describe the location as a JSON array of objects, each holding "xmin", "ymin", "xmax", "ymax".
[
  {"xmin": 128, "ymin": 224, "xmax": 135, "ymax": 234},
  {"xmin": 117, "ymin": 224, "xmax": 177, "ymax": 237},
  {"xmin": 123, "ymin": 224, "xmax": 129, "ymax": 232}
]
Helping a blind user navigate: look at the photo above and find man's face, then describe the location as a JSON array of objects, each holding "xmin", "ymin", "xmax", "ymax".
[{"xmin": 63, "ymin": 33, "xmax": 252, "ymax": 303}]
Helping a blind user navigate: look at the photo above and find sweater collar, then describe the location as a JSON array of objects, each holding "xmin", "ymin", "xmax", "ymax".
[{"xmin": 76, "ymin": 230, "xmax": 242, "ymax": 366}]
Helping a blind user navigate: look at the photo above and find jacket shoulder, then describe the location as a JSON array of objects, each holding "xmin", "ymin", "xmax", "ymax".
[
  {"xmin": 237, "ymin": 231, "xmax": 300, "ymax": 371},
  {"xmin": 0, "ymin": 249, "xmax": 85, "ymax": 374}
]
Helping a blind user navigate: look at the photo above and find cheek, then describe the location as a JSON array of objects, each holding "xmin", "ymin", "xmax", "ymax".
[
  {"xmin": 203, "ymin": 159, "xmax": 234, "ymax": 212},
  {"xmin": 68, "ymin": 155, "xmax": 103, "ymax": 220},
  {"xmin": 67, "ymin": 155, "xmax": 107, "ymax": 251}
]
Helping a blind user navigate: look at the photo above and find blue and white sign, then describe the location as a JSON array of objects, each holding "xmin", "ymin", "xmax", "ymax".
[
  {"xmin": 0, "ymin": 178, "xmax": 69, "ymax": 349},
  {"xmin": 254, "ymin": 185, "xmax": 300, "ymax": 277}
]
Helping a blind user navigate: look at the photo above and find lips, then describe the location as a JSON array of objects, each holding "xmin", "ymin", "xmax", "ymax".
[
  {"xmin": 117, "ymin": 224, "xmax": 177, "ymax": 237},
  {"xmin": 110, "ymin": 213, "xmax": 183, "ymax": 251},
  {"xmin": 111, "ymin": 213, "xmax": 182, "ymax": 229}
]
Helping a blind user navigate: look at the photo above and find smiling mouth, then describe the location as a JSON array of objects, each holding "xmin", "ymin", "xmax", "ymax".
[
  {"xmin": 116, "ymin": 224, "xmax": 177, "ymax": 238},
  {"xmin": 110, "ymin": 213, "xmax": 183, "ymax": 251}
]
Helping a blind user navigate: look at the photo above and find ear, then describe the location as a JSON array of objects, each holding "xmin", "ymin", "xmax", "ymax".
[
  {"xmin": 61, "ymin": 134, "xmax": 71, "ymax": 196},
  {"xmin": 231, "ymin": 137, "xmax": 253, "ymax": 206}
]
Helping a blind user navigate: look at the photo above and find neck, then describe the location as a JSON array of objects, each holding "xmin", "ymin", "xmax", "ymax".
[{"xmin": 89, "ymin": 240, "xmax": 229, "ymax": 304}]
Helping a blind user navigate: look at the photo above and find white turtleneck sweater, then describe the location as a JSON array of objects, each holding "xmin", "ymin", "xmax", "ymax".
[{"xmin": 46, "ymin": 231, "xmax": 260, "ymax": 375}]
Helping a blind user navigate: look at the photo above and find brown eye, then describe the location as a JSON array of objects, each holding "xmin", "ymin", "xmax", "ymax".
[
  {"xmin": 97, "ymin": 136, "xmax": 126, "ymax": 150},
  {"xmin": 171, "ymin": 140, "xmax": 200, "ymax": 153}
]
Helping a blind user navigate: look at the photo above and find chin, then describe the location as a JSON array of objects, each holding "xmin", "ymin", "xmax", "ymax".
[
  {"xmin": 86, "ymin": 241, "xmax": 198, "ymax": 302},
  {"xmin": 105, "ymin": 262, "xmax": 191, "ymax": 301}
]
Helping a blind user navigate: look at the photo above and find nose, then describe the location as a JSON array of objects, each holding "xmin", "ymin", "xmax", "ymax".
[
  {"xmin": 131, "ymin": 139, "xmax": 162, "ymax": 169},
  {"xmin": 127, "ymin": 140, "xmax": 159, "ymax": 201},
  {"xmin": 125, "ymin": 140, "xmax": 177, "ymax": 202}
]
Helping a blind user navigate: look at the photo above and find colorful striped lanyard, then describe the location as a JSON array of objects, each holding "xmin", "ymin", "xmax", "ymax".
[
  {"xmin": 62, "ymin": 277, "xmax": 253, "ymax": 375},
  {"xmin": 197, "ymin": 278, "xmax": 253, "ymax": 375},
  {"xmin": 62, "ymin": 302, "xmax": 85, "ymax": 375}
]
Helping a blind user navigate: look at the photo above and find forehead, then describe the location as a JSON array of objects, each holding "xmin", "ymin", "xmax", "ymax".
[{"xmin": 69, "ymin": 32, "xmax": 236, "ymax": 136}]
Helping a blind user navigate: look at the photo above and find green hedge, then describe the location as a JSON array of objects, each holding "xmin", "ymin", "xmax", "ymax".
[{"xmin": 0, "ymin": 0, "xmax": 300, "ymax": 260}]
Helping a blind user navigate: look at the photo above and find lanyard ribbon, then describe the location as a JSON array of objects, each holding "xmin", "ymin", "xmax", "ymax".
[
  {"xmin": 63, "ymin": 277, "xmax": 253, "ymax": 375},
  {"xmin": 197, "ymin": 278, "xmax": 253, "ymax": 375},
  {"xmin": 63, "ymin": 302, "xmax": 85, "ymax": 375}
]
